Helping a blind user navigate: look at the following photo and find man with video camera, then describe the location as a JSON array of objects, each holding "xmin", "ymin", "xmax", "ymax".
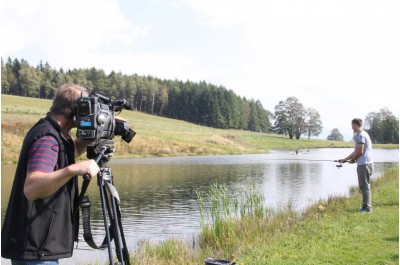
[{"xmin": 2, "ymin": 84, "xmax": 100, "ymax": 265}]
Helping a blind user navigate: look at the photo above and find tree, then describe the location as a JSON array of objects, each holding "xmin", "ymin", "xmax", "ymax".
[
  {"xmin": 1, "ymin": 58, "xmax": 10, "ymax": 94},
  {"xmin": 18, "ymin": 60, "xmax": 41, "ymax": 97},
  {"xmin": 124, "ymin": 75, "xmax": 137, "ymax": 108},
  {"xmin": 274, "ymin": 96, "xmax": 306, "ymax": 139},
  {"xmin": 305, "ymin": 108, "xmax": 323, "ymax": 139},
  {"xmin": 248, "ymin": 100, "xmax": 260, "ymax": 132},
  {"xmin": 38, "ymin": 62, "xmax": 56, "ymax": 98},
  {"xmin": 365, "ymin": 108, "xmax": 399, "ymax": 144},
  {"xmin": 240, "ymin": 97, "xmax": 250, "ymax": 130},
  {"xmin": 154, "ymin": 84, "xmax": 168, "ymax": 115},
  {"xmin": 6, "ymin": 57, "xmax": 19, "ymax": 95},
  {"xmin": 256, "ymin": 100, "xmax": 272, "ymax": 133},
  {"xmin": 327, "ymin": 128, "xmax": 344, "ymax": 141},
  {"xmin": 12, "ymin": 58, "xmax": 23, "ymax": 95},
  {"xmin": 274, "ymin": 97, "xmax": 322, "ymax": 139}
]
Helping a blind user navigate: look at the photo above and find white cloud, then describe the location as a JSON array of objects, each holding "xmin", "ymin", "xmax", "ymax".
[
  {"xmin": 1, "ymin": 0, "xmax": 146, "ymax": 55},
  {"xmin": 180, "ymin": 0, "xmax": 399, "ymax": 139},
  {"xmin": 1, "ymin": 0, "xmax": 198, "ymax": 81},
  {"xmin": 180, "ymin": 0, "xmax": 248, "ymax": 30},
  {"xmin": 1, "ymin": 0, "xmax": 398, "ymax": 140},
  {"xmin": 79, "ymin": 52, "xmax": 195, "ymax": 80}
]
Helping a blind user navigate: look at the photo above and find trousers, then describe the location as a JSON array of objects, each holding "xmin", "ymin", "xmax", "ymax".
[{"xmin": 357, "ymin": 164, "xmax": 373, "ymax": 210}]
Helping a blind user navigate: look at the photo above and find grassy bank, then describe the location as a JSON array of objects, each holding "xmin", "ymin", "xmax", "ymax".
[
  {"xmin": 1, "ymin": 95, "xmax": 397, "ymax": 163},
  {"xmin": 127, "ymin": 165, "xmax": 399, "ymax": 265}
]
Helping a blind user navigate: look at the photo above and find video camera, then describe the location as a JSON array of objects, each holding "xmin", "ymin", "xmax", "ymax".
[
  {"xmin": 75, "ymin": 92, "xmax": 135, "ymax": 264},
  {"xmin": 76, "ymin": 92, "xmax": 136, "ymax": 157}
]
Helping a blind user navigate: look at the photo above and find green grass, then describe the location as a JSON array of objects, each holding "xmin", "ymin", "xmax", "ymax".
[
  {"xmin": 126, "ymin": 165, "xmax": 399, "ymax": 265},
  {"xmin": 237, "ymin": 165, "xmax": 399, "ymax": 264},
  {"xmin": 1, "ymin": 95, "xmax": 397, "ymax": 164}
]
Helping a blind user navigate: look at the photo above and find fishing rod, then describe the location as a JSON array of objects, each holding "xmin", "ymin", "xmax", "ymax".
[{"xmin": 264, "ymin": 158, "xmax": 349, "ymax": 168}]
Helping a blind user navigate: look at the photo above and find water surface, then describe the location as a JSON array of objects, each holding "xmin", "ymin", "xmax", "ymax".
[{"xmin": 1, "ymin": 148, "xmax": 398, "ymax": 264}]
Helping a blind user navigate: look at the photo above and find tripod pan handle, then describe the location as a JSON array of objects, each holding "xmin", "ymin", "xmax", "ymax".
[{"xmin": 83, "ymin": 173, "xmax": 90, "ymax": 181}]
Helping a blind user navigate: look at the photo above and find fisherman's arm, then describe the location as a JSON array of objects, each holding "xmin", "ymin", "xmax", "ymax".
[
  {"xmin": 339, "ymin": 151, "xmax": 355, "ymax": 163},
  {"xmin": 351, "ymin": 143, "xmax": 364, "ymax": 162}
]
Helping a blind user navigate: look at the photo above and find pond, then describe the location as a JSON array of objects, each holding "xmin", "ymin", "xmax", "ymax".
[{"xmin": 1, "ymin": 148, "xmax": 398, "ymax": 264}]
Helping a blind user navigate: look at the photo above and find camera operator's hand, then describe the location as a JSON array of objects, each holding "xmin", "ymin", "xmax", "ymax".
[{"xmin": 71, "ymin": 160, "xmax": 100, "ymax": 179}]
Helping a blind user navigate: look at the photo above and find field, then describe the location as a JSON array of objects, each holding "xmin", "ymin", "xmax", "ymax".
[{"xmin": 1, "ymin": 95, "xmax": 396, "ymax": 164}]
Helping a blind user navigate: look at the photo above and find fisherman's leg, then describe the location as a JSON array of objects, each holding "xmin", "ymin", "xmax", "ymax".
[{"xmin": 357, "ymin": 165, "xmax": 372, "ymax": 210}]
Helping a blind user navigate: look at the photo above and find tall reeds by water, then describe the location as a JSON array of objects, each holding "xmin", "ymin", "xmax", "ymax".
[{"xmin": 195, "ymin": 183, "xmax": 294, "ymax": 256}]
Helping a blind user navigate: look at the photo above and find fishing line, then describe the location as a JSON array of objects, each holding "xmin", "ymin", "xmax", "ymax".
[
  {"xmin": 264, "ymin": 158, "xmax": 338, "ymax": 162},
  {"xmin": 263, "ymin": 158, "xmax": 348, "ymax": 168}
]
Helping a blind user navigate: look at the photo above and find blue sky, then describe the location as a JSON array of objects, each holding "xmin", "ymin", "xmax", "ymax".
[{"xmin": 1, "ymin": 0, "xmax": 399, "ymax": 140}]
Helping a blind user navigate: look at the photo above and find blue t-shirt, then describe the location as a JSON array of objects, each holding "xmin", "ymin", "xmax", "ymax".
[{"xmin": 354, "ymin": 131, "xmax": 373, "ymax": 165}]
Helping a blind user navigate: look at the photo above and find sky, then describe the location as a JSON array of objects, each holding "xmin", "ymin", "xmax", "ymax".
[{"xmin": 1, "ymin": 0, "xmax": 399, "ymax": 140}]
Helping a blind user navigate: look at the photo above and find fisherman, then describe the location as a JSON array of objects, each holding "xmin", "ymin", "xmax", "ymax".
[{"xmin": 338, "ymin": 118, "xmax": 373, "ymax": 213}]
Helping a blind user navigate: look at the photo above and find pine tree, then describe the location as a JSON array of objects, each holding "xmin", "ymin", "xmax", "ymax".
[{"xmin": 1, "ymin": 58, "xmax": 10, "ymax": 94}]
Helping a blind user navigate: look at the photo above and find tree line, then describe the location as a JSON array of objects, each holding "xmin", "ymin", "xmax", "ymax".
[
  {"xmin": 1, "ymin": 57, "xmax": 272, "ymax": 132},
  {"xmin": 326, "ymin": 108, "xmax": 399, "ymax": 144},
  {"xmin": 2, "ymin": 57, "xmax": 332, "ymax": 139},
  {"xmin": 365, "ymin": 108, "xmax": 399, "ymax": 144}
]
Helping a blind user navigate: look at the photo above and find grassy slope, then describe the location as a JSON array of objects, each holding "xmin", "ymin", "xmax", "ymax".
[
  {"xmin": 129, "ymin": 166, "xmax": 399, "ymax": 265},
  {"xmin": 1, "ymin": 95, "xmax": 396, "ymax": 163}
]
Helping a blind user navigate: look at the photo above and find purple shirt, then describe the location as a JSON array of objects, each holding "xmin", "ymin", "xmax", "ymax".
[{"xmin": 27, "ymin": 135, "xmax": 59, "ymax": 173}]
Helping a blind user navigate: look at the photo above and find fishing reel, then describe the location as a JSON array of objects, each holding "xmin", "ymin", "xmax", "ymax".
[{"xmin": 334, "ymin": 160, "xmax": 348, "ymax": 169}]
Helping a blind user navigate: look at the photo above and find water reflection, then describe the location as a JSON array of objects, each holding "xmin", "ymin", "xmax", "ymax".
[{"xmin": 1, "ymin": 148, "xmax": 398, "ymax": 264}]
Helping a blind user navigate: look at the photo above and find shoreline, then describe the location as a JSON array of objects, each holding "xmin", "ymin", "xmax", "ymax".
[
  {"xmin": 2, "ymin": 145, "xmax": 397, "ymax": 165},
  {"xmin": 66, "ymin": 164, "xmax": 398, "ymax": 265}
]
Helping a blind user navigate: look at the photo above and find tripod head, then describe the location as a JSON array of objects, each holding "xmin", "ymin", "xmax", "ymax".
[{"xmin": 87, "ymin": 139, "xmax": 114, "ymax": 163}]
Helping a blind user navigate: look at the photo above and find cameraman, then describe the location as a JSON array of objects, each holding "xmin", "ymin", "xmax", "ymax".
[{"xmin": 2, "ymin": 84, "xmax": 100, "ymax": 264}]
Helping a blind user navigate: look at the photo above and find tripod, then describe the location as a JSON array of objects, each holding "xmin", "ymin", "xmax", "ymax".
[{"xmin": 76, "ymin": 140, "xmax": 130, "ymax": 265}]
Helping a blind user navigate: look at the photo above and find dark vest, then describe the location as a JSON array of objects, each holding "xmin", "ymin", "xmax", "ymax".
[{"xmin": 2, "ymin": 113, "xmax": 78, "ymax": 260}]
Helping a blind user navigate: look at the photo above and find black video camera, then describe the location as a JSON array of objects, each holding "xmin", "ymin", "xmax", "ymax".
[{"xmin": 76, "ymin": 92, "xmax": 136, "ymax": 157}]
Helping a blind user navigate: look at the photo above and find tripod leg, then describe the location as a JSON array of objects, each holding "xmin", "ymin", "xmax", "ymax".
[
  {"xmin": 108, "ymin": 177, "xmax": 130, "ymax": 265},
  {"xmin": 116, "ymin": 207, "xmax": 130, "ymax": 265},
  {"xmin": 104, "ymin": 186, "xmax": 124, "ymax": 264},
  {"xmin": 110, "ymin": 194, "xmax": 125, "ymax": 264},
  {"xmin": 99, "ymin": 176, "xmax": 114, "ymax": 265}
]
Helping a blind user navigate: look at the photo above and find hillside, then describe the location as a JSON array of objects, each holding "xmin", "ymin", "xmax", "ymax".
[{"xmin": 0, "ymin": 95, "xmax": 363, "ymax": 163}]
